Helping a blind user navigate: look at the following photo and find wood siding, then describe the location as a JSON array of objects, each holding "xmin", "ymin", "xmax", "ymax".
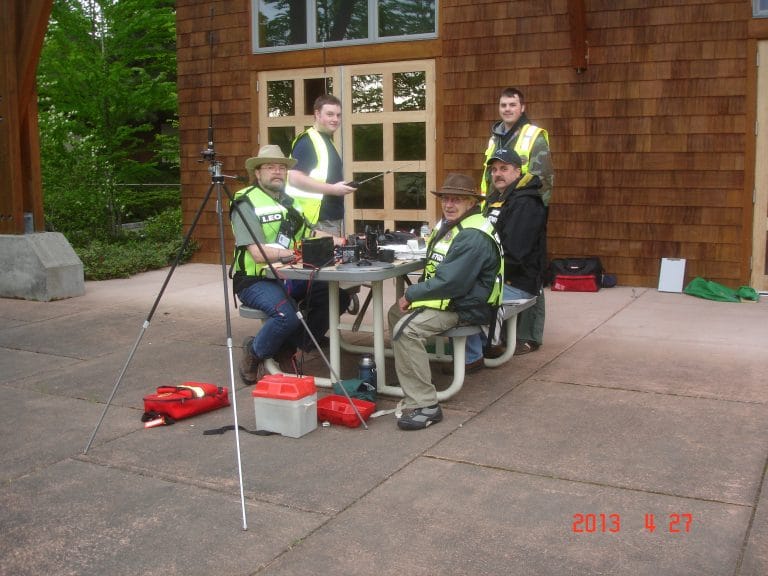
[{"xmin": 177, "ymin": 0, "xmax": 760, "ymax": 288}]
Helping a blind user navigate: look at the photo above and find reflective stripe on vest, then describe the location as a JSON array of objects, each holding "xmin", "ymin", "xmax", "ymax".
[
  {"xmin": 481, "ymin": 124, "xmax": 549, "ymax": 194},
  {"xmin": 286, "ymin": 127, "xmax": 331, "ymax": 225},
  {"xmin": 411, "ymin": 214, "xmax": 504, "ymax": 310}
]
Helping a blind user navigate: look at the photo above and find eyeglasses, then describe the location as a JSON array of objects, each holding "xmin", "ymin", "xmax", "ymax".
[{"xmin": 439, "ymin": 195, "xmax": 468, "ymax": 204}]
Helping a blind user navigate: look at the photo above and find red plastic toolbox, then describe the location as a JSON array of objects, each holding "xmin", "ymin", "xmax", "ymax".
[
  {"xmin": 317, "ymin": 394, "xmax": 376, "ymax": 428},
  {"xmin": 251, "ymin": 374, "xmax": 316, "ymax": 400}
]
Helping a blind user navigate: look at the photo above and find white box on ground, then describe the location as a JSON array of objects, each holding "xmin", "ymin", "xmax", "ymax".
[
  {"xmin": 251, "ymin": 375, "xmax": 318, "ymax": 438},
  {"xmin": 658, "ymin": 258, "xmax": 686, "ymax": 293},
  {"xmin": 253, "ymin": 394, "xmax": 317, "ymax": 438}
]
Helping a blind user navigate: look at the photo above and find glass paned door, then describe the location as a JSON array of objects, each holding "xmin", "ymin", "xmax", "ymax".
[{"xmin": 257, "ymin": 60, "xmax": 436, "ymax": 236}]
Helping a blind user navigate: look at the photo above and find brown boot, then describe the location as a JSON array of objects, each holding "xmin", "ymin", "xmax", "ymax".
[
  {"xmin": 274, "ymin": 344, "xmax": 298, "ymax": 374},
  {"xmin": 239, "ymin": 337, "xmax": 262, "ymax": 384}
]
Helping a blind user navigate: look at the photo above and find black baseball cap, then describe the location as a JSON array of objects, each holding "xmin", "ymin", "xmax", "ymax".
[{"xmin": 486, "ymin": 148, "xmax": 522, "ymax": 167}]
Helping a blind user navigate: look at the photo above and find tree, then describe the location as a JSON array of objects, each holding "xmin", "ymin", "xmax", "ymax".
[{"xmin": 37, "ymin": 0, "xmax": 178, "ymax": 241}]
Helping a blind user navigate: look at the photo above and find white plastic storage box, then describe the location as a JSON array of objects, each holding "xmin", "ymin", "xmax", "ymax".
[{"xmin": 251, "ymin": 374, "xmax": 317, "ymax": 438}]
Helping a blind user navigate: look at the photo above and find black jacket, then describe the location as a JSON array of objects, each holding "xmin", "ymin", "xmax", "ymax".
[{"xmin": 484, "ymin": 173, "xmax": 547, "ymax": 295}]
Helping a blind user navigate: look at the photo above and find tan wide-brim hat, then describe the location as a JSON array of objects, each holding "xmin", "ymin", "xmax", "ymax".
[
  {"xmin": 245, "ymin": 144, "xmax": 297, "ymax": 179},
  {"xmin": 430, "ymin": 173, "xmax": 482, "ymax": 198}
]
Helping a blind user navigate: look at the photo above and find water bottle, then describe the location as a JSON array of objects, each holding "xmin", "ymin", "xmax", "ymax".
[
  {"xmin": 358, "ymin": 354, "xmax": 377, "ymax": 390},
  {"xmin": 419, "ymin": 223, "xmax": 430, "ymax": 239}
]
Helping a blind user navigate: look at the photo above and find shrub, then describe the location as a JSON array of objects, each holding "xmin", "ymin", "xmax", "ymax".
[{"xmin": 75, "ymin": 208, "xmax": 197, "ymax": 280}]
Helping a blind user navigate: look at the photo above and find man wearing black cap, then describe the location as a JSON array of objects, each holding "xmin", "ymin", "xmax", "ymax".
[
  {"xmin": 466, "ymin": 147, "xmax": 547, "ymax": 360},
  {"xmin": 388, "ymin": 173, "xmax": 503, "ymax": 430}
]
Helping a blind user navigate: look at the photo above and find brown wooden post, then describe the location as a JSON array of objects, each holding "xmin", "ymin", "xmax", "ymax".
[
  {"xmin": 567, "ymin": 0, "xmax": 588, "ymax": 74},
  {"xmin": 0, "ymin": 0, "xmax": 53, "ymax": 235}
]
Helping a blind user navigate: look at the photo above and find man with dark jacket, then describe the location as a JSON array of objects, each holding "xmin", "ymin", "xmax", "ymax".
[
  {"xmin": 466, "ymin": 148, "xmax": 547, "ymax": 361},
  {"xmin": 482, "ymin": 87, "xmax": 552, "ymax": 354},
  {"xmin": 388, "ymin": 173, "xmax": 503, "ymax": 430}
]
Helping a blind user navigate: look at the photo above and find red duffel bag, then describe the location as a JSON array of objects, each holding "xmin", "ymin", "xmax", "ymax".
[{"xmin": 142, "ymin": 381, "xmax": 230, "ymax": 425}]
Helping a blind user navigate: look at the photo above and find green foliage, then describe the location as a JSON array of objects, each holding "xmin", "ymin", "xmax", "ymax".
[
  {"xmin": 38, "ymin": 0, "xmax": 179, "ymax": 244},
  {"xmin": 120, "ymin": 186, "xmax": 180, "ymax": 222},
  {"xmin": 76, "ymin": 208, "xmax": 197, "ymax": 280}
]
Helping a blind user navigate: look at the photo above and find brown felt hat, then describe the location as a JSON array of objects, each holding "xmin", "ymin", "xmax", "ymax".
[
  {"xmin": 245, "ymin": 144, "xmax": 296, "ymax": 179},
  {"xmin": 430, "ymin": 173, "xmax": 481, "ymax": 198}
]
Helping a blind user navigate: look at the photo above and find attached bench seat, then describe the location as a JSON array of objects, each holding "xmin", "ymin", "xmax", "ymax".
[
  {"xmin": 238, "ymin": 296, "xmax": 537, "ymax": 401},
  {"xmin": 434, "ymin": 296, "xmax": 537, "ymax": 401}
]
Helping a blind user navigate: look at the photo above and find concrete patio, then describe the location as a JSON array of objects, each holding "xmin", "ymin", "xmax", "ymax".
[{"xmin": 1, "ymin": 263, "xmax": 766, "ymax": 576}]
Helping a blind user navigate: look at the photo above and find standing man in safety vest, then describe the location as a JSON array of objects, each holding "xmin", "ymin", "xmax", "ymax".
[
  {"xmin": 481, "ymin": 87, "xmax": 553, "ymax": 355},
  {"xmin": 286, "ymin": 94, "xmax": 357, "ymax": 237},
  {"xmin": 231, "ymin": 144, "xmax": 346, "ymax": 383},
  {"xmin": 388, "ymin": 174, "xmax": 503, "ymax": 430}
]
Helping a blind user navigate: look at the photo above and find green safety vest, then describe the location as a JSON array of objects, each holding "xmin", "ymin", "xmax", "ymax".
[
  {"xmin": 286, "ymin": 127, "xmax": 333, "ymax": 225},
  {"xmin": 481, "ymin": 124, "xmax": 549, "ymax": 195},
  {"xmin": 411, "ymin": 214, "xmax": 504, "ymax": 310},
  {"xmin": 230, "ymin": 185, "xmax": 306, "ymax": 278}
]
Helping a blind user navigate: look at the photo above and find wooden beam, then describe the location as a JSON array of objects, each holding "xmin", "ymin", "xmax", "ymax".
[
  {"xmin": 18, "ymin": 0, "xmax": 54, "ymax": 106},
  {"xmin": 0, "ymin": 0, "xmax": 24, "ymax": 234},
  {"xmin": 0, "ymin": 0, "xmax": 52, "ymax": 234},
  {"xmin": 567, "ymin": 0, "xmax": 588, "ymax": 74}
]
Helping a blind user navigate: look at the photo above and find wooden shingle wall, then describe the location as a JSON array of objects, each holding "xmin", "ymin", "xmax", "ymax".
[
  {"xmin": 176, "ymin": 0, "xmax": 253, "ymax": 259},
  {"xmin": 442, "ymin": 0, "xmax": 752, "ymax": 287},
  {"xmin": 177, "ymin": 0, "xmax": 755, "ymax": 287}
]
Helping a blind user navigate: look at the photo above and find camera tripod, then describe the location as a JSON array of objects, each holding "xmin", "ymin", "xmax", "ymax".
[{"xmin": 83, "ymin": 129, "xmax": 369, "ymax": 530}]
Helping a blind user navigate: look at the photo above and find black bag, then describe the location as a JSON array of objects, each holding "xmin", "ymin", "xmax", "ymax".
[{"xmin": 549, "ymin": 257, "xmax": 603, "ymax": 292}]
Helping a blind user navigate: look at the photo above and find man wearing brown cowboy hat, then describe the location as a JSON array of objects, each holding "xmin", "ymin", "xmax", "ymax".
[
  {"xmin": 231, "ymin": 144, "xmax": 347, "ymax": 383},
  {"xmin": 388, "ymin": 173, "xmax": 504, "ymax": 430}
]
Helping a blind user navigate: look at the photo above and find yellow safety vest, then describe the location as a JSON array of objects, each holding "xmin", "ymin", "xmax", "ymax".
[
  {"xmin": 286, "ymin": 127, "xmax": 332, "ymax": 225},
  {"xmin": 230, "ymin": 186, "xmax": 306, "ymax": 278},
  {"xmin": 411, "ymin": 214, "xmax": 503, "ymax": 310},
  {"xmin": 481, "ymin": 124, "xmax": 549, "ymax": 195}
]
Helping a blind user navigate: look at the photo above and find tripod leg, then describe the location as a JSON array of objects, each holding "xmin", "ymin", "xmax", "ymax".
[
  {"xmin": 215, "ymin": 182, "xmax": 249, "ymax": 531},
  {"xmin": 83, "ymin": 180, "xmax": 218, "ymax": 455}
]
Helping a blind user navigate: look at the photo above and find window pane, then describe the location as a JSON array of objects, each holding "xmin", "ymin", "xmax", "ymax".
[
  {"xmin": 267, "ymin": 80, "xmax": 295, "ymax": 117},
  {"xmin": 394, "ymin": 172, "xmax": 426, "ymax": 210},
  {"xmin": 303, "ymin": 78, "xmax": 334, "ymax": 114},
  {"xmin": 393, "ymin": 71, "xmax": 426, "ymax": 111},
  {"xmin": 268, "ymin": 127, "xmax": 296, "ymax": 158},
  {"xmin": 352, "ymin": 172, "xmax": 384, "ymax": 209},
  {"xmin": 394, "ymin": 122, "xmax": 426, "ymax": 161},
  {"xmin": 353, "ymin": 124, "xmax": 383, "ymax": 161},
  {"xmin": 379, "ymin": 0, "xmax": 436, "ymax": 37},
  {"xmin": 317, "ymin": 0, "xmax": 369, "ymax": 41},
  {"xmin": 352, "ymin": 74, "xmax": 384, "ymax": 113},
  {"xmin": 395, "ymin": 220, "xmax": 423, "ymax": 234},
  {"xmin": 354, "ymin": 220, "xmax": 383, "ymax": 234},
  {"xmin": 259, "ymin": 0, "xmax": 307, "ymax": 47}
]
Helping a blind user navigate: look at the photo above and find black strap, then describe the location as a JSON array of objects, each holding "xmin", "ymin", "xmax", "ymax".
[
  {"xmin": 203, "ymin": 424, "xmax": 277, "ymax": 436},
  {"xmin": 141, "ymin": 411, "xmax": 176, "ymax": 425},
  {"xmin": 392, "ymin": 307, "xmax": 426, "ymax": 341}
]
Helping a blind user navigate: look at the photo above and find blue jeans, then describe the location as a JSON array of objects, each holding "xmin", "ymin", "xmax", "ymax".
[
  {"xmin": 238, "ymin": 279, "xmax": 348, "ymax": 358},
  {"xmin": 465, "ymin": 285, "xmax": 534, "ymax": 363}
]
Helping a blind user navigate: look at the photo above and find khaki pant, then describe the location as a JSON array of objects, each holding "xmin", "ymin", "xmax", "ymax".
[{"xmin": 388, "ymin": 304, "xmax": 459, "ymax": 408}]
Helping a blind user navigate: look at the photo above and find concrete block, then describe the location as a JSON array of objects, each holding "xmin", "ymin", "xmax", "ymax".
[{"xmin": 0, "ymin": 233, "xmax": 85, "ymax": 301}]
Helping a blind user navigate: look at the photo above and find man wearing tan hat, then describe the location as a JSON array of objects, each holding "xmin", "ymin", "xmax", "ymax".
[
  {"xmin": 388, "ymin": 173, "xmax": 503, "ymax": 430},
  {"xmin": 231, "ymin": 144, "xmax": 347, "ymax": 383}
]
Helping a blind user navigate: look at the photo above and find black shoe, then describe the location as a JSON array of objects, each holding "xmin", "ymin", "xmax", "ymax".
[
  {"xmin": 397, "ymin": 404, "xmax": 443, "ymax": 430},
  {"xmin": 239, "ymin": 337, "xmax": 262, "ymax": 384},
  {"xmin": 514, "ymin": 340, "xmax": 540, "ymax": 356},
  {"xmin": 274, "ymin": 344, "xmax": 297, "ymax": 374},
  {"xmin": 484, "ymin": 344, "xmax": 506, "ymax": 359},
  {"xmin": 441, "ymin": 357, "xmax": 484, "ymax": 375},
  {"xmin": 301, "ymin": 335, "xmax": 330, "ymax": 353}
]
